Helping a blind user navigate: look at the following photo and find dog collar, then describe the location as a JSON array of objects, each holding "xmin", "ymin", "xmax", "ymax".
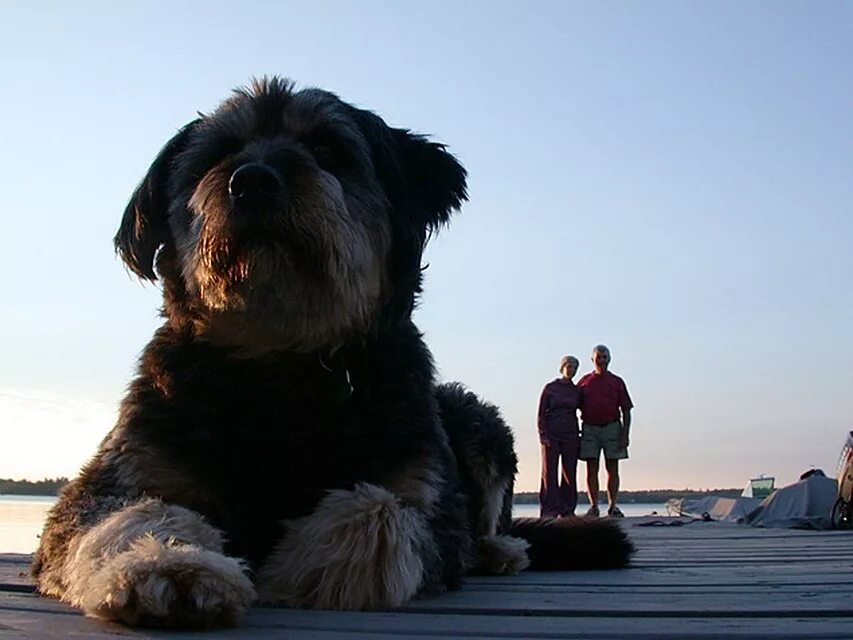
[{"xmin": 318, "ymin": 352, "xmax": 353, "ymax": 403}]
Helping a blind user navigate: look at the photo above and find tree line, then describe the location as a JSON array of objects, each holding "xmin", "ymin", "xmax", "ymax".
[
  {"xmin": 1, "ymin": 478, "xmax": 742, "ymax": 503},
  {"xmin": 0, "ymin": 478, "xmax": 69, "ymax": 496}
]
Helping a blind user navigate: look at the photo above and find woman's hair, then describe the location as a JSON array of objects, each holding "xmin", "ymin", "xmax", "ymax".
[{"xmin": 559, "ymin": 355, "xmax": 579, "ymax": 372}]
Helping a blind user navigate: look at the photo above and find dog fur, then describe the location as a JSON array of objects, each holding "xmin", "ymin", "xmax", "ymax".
[{"xmin": 33, "ymin": 77, "xmax": 633, "ymax": 628}]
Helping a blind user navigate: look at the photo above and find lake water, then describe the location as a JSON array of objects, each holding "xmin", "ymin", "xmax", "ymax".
[
  {"xmin": 0, "ymin": 495, "xmax": 56, "ymax": 553},
  {"xmin": 0, "ymin": 496, "xmax": 666, "ymax": 553},
  {"xmin": 512, "ymin": 502, "xmax": 667, "ymax": 519}
]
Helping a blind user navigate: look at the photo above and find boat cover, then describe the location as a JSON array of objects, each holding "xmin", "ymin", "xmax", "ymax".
[
  {"xmin": 673, "ymin": 474, "xmax": 839, "ymax": 529},
  {"xmin": 676, "ymin": 496, "xmax": 763, "ymax": 523},
  {"xmin": 743, "ymin": 474, "xmax": 838, "ymax": 530}
]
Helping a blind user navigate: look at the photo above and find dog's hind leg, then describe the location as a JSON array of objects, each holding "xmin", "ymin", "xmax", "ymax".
[
  {"xmin": 38, "ymin": 496, "xmax": 255, "ymax": 628},
  {"xmin": 470, "ymin": 475, "xmax": 530, "ymax": 575},
  {"xmin": 435, "ymin": 382, "xmax": 530, "ymax": 575}
]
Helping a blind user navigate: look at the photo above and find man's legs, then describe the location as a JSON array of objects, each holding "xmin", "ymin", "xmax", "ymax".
[
  {"xmin": 580, "ymin": 425, "xmax": 604, "ymax": 516},
  {"xmin": 600, "ymin": 420, "xmax": 627, "ymax": 517},
  {"xmin": 605, "ymin": 458, "xmax": 620, "ymax": 511}
]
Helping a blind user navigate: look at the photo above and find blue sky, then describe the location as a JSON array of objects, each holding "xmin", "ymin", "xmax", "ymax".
[{"xmin": 1, "ymin": 2, "xmax": 851, "ymax": 491}]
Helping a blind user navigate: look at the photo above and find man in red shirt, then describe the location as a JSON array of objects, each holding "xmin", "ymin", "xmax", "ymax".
[{"xmin": 577, "ymin": 345, "xmax": 633, "ymax": 518}]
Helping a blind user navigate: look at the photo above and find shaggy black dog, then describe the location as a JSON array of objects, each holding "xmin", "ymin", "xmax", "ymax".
[{"xmin": 33, "ymin": 78, "xmax": 632, "ymax": 628}]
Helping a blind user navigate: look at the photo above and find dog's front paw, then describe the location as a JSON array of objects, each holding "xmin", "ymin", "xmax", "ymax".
[
  {"xmin": 257, "ymin": 483, "xmax": 431, "ymax": 610},
  {"xmin": 80, "ymin": 534, "xmax": 255, "ymax": 628}
]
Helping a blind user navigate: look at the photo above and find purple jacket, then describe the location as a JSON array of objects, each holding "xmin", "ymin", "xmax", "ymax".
[{"xmin": 537, "ymin": 378, "xmax": 582, "ymax": 443}]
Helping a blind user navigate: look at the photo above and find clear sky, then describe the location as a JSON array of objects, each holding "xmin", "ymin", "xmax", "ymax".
[{"xmin": 2, "ymin": 2, "xmax": 852, "ymax": 492}]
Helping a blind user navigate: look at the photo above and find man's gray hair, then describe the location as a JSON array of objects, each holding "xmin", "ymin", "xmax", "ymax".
[
  {"xmin": 559, "ymin": 355, "xmax": 579, "ymax": 372},
  {"xmin": 592, "ymin": 344, "xmax": 610, "ymax": 355}
]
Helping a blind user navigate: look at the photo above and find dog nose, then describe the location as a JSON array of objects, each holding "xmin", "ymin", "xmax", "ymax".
[{"xmin": 228, "ymin": 163, "xmax": 283, "ymax": 200}]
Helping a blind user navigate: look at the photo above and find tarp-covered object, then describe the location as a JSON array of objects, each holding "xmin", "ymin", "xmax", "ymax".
[
  {"xmin": 743, "ymin": 474, "xmax": 838, "ymax": 530},
  {"xmin": 676, "ymin": 496, "xmax": 763, "ymax": 523}
]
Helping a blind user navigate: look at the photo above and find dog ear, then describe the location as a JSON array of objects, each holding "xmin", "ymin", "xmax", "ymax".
[
  {"xmin": 114, "ymin": 120, "xmax": 199, "ymax": 280},
  {"xmin": 349, "ymin": 107, "xmax": 467, "ymax": 322},
  {"xmin": 390, "ymin": 130, "xmax": 468, "ymax": 229},
  {"xmin": 349, "ymin": 108, "xmax": 467, "ymax": 229}
]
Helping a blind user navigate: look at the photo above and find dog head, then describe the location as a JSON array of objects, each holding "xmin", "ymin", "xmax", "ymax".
[{"xmin": 115, "ymin": 77, "xmax": 466, "ymax": 351}]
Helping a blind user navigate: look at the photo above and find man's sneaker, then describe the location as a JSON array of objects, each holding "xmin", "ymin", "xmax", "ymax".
[
  {"xmin": 585, "ymin": 505, "xmax": 600, "ymax": 517},
  {"xmin": 607, "ymin": 506, "xmax": 625, "ymax": 518}
]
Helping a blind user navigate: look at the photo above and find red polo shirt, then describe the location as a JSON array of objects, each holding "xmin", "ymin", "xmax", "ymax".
[{"xmin": 577, "ymin": 371, "xmax": 633, "ymax": 425}]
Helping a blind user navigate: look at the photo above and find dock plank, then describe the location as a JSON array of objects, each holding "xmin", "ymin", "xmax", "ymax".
[
  {"xmin": 4, "ymin": 595, "xmax": 853, "ymax": 639},
  {"xmin": 3, "ymin": 518, "xmax": 853, "ymax": 638}
]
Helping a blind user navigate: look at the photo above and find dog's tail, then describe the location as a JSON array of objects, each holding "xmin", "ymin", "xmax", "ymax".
[{"xmin": 507, "ymin": 517, "xmax": 634, "ymax": 570}]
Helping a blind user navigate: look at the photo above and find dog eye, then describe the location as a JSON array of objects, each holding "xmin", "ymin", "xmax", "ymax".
[{"xmin": 310, "ymin": 145, "xmax": 339, "ymax": 171}]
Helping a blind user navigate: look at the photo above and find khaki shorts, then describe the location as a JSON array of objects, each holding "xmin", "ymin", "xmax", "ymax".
[{"xmin": 580, "ymin": 420, "xmax": 628, "ymax": 461}]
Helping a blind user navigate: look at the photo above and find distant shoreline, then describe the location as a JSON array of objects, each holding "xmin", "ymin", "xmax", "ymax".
[
  {"xmin": 513, "ymin": 489, "xmax": 742, "ymax": 505},
  {"xmin": 0, "ymin": 478, "xmax": 68, "ymax": 496},
  {"xmin": 2, "ymin": 478, "xmax": 741, "ymax": 502}
]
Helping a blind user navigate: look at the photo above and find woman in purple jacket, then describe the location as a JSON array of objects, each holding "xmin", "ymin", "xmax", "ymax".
[{"xmin": 537, "ymin": 355, "xmax": 583, "ymax": 517}]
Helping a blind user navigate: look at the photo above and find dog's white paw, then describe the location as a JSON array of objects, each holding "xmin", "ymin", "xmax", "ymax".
[
  {"xmin": 475, "ymin": 534, "xmax": 530, "ymax": 575},
  {"xmin": 257, "ymin": 483, "xmax": 431, "ymax": 610},
  {"xmin": 79, "ymin": 534, "xmax": 255, "ymax": 628}
]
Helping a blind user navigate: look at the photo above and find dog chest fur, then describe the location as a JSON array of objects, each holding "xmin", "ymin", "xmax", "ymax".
[{"xmin": 92, "ymin": 320, "xmax": 459, "ymax": 568}]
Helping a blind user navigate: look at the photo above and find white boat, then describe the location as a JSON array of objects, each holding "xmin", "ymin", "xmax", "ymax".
[{"xmin": 741, "ymin": 475, "xmax": 775, "ymax": 499}]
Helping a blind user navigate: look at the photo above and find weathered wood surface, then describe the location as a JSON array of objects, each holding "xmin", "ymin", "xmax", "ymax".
[{"xmin": 3, "ymin": 517, "xmax": 853, "ymax": 638}]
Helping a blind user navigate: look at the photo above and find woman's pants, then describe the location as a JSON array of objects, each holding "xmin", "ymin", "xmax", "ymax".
[{"xmin": 539, "ymin": 437, "xmax": 579, "ymax": 517}]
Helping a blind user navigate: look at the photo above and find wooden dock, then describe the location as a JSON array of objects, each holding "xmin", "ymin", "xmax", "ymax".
[{"xmin": 3, "ymin": 517, "xmax": 853, "ymax": 638}]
